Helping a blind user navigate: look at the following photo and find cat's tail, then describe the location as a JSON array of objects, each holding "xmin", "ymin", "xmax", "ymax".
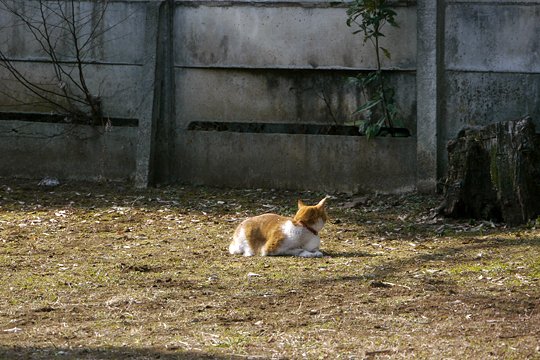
[
  {"xmin": 229, "ymin": 226, "xmax": 245, "ymax": 255},
  {"xmin": 229, "ymin": 239, "xmax": 243, "ymax": 255},
  {"xmin": 229, "ymin": 226, "xmax": 254, "ymax": 256}
]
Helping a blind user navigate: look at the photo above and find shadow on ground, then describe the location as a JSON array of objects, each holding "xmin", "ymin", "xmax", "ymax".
[{"xmin": 0, "ymin": 346, "xmax": 260, "ymax": 360}]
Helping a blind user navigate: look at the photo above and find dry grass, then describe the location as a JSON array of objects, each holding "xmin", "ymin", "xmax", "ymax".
[{"xmin": 0, "ymin": 180, "xmax": 539, "ymax": 359}]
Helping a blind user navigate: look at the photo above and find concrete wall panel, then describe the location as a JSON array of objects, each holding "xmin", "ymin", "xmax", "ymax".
[
  {"xmin": 0, "ymin": 120, "xmax": 136, "ymax": 181},
  {"xmin": 174, "ymin": 4, "xmax": 417, "ymax": 70},
  {"xmin": 444, "ymin": 71, "xmax": 540, "ymax": 141},
  {"xmin": 0, "ymin": 1, "xmax": 147, "ymax": 64},
  {"xmin": 0, "ymin": 63, "xmax": 144, "ymax": 118},
  {"xmin": 445, "ymin": 3, "xmax": 540, "ymax": 73},
  {"xmin": 175, "ymin": 68, "xmax": 417, "ymax": 130},
  {"xmin": 174, "ymin": 131, "xmax": 417, "ymax": 193}
]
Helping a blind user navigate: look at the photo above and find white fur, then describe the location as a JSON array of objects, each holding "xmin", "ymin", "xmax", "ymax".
[
  {"xmin": 229, "ymin": 227, "xmax": 254, "ymax": 256},
  {"xmin": 277, "ymin": 220, "xmax": 323, "ymax": 257}
]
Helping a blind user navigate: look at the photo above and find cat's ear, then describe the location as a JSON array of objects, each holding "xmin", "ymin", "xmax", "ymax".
[
  {"xmin": 298, "ymin": 199, "xmax": 306, "ymax": 208},
  {"xmin": 316, "ymin": 197, "xmax": 329, "ymax": 208}
]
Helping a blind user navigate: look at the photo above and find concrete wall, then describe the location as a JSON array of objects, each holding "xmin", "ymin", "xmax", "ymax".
[
  {"xmin": 173, "ymin": 2, "xmax": 417, "ymax": 129},
  {"xmin": 176, "ymin": 132, "xmax": 416, "ymax": 193},
  {"xmin": 0, "ymin": 1, "xmax": 150, "ymax": 182},
  {"xmin": 0, "ymin": 121, "xmax": 136, "ymax": 181},
  {"xmin": 170, "ymin": 0, "xmax": 418, "ymax": 192},
  {"xmin": 441, "ymin": 0, "xmax": 540, "ymax": 173},
  {"xmin": 0, "ymin": 0, "xmax": 538, "ymax": 193},
  {"xmin": 0, "ymin": 1, "xmax": 148, "ymax": 118}
]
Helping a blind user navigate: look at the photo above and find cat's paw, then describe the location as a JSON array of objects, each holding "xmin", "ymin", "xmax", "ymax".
[{"xmin": 298, "ymin": 250, "xmax": 323, "ymax": 258}]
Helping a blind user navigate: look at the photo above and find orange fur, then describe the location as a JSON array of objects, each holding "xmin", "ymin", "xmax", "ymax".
[{"xmin": 229, "ymin": 198, "xmax": 329, "ymax": 257}]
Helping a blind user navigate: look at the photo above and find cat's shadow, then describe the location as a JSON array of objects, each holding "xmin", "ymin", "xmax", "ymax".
[{"xmin": 322, "ymin": 250, "xmax": 376, "ymax": 258}]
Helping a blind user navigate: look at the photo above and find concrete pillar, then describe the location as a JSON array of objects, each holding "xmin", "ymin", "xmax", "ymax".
[
  {"xmin": 135, "ymin": 0, "xmax": 176, "ymax": 188},
  {"xmin": 416, "ymin": 0, "xmax": 444, "ymax": 193},
  {"xmin": 153, "ymin": 0, "xmax": 176, "ymax": 184},
  {"xmin": 135, "ymin": 2, "xmax": 161, "ymax": 188}
]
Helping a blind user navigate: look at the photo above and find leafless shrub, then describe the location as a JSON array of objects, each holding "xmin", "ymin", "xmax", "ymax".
[{"xmin": 0, "ymin": 0, "xmax": 111, "ymax": 125}]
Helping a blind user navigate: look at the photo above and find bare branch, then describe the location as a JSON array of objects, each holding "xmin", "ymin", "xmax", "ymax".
[
  {"xmin": 0, "ymin": 53, "xmax": 89, "ymax": 105},
  {"xmin": 0, "ymin": 0, "xmax": 114, "ymax": 125}
]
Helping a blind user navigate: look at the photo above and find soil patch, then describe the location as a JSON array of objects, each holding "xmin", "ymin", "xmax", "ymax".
[{"xmin": 0, "ymin": 181, "xmax": 539, "ymax": 359}]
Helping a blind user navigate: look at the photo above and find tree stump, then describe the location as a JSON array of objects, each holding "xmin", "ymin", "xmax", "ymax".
[{"xmin": 439, "ymin": 116, "xmax": 540, "ymax": 225}]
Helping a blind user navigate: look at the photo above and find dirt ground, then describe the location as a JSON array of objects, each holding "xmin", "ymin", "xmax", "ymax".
[{"xmin": 0, "ymin": 180, "xmax": 539, "ymax": 359}]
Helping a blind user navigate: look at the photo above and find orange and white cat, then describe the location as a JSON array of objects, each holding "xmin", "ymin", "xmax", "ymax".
[{"xmin": 229, "ymin": 197, "xmax": 328, "ymax": 257}]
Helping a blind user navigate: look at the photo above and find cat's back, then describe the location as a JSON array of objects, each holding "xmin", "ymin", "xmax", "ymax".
[
  {"xmin": 231, "ymin": 213, "xmax": 290, "ymax": 256},
  {"xmin": 237, "ymin": 213, "xmax": 289, "ymax": 237}
]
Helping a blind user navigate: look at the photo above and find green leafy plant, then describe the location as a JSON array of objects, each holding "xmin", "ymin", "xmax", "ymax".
[{"xmin": 346, "ymin": 0, "xmax": 402, "ymax": 138}]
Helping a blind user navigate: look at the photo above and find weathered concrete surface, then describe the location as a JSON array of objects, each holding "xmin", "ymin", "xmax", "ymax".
[
  {"xmin": 174, "ymin": 4, "xmax": 417, "ymax": 70},
  {"xmin": 169, "ymin": 1, "xmax": 418, "ymax": 193},
  {"xmin": 0, "ymin": 0, "xmax": 419, "ymax": 193},
  {"xmin": 0, "ymin": 1, "xmax": 148, "ymax": 184},
  {"xmin": 445, "ymin": 3, "xmax": 540, "ymax": 73},
  {"xmin": 0, "ymin": 1, "xmax": 149, "ymax": 120},
  {"xmin": 0, "ymin": 63, "xmax": 144, "ymax": 118},
  {"xmin": 150, "ymin": 0, "xmax": 177, "ymax": 185},
  {"xmin": 416, "ymin": 0, "xmax": 443, "ymax": 193},
  {"xmin": 444, "ymin": 72, "xmax": 540, "ymax": 141},
  {"xmin": 174, "ymin": 132, "xmax": 417, "ymax": 194},
  {"xmin": 175, "ymin": 68, "xmax": 417, "ymax": 130},
  {"xmin": 0, "ymin": 121, "xmax": 136, "ymax": 181},
  {"xmin": 0, "ymin": 1, "xmax": 147, "ymax": 64},
  {"xmin": 135, "ymin": 1, "xmax": 161, "ymax": 188},
  {"xmin": 441, "ymin": 1, "xmax": 540, "ymax": 175},
  {"xmin": 1, "ymin": 0, "xmax": 538, "ymax": 194}
]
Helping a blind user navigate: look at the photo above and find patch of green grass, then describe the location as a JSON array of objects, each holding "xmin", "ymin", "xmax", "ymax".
[
  {"xmin": 449, "ymin": 260, "xmax": 509, "ymax": 275},
  {"xmin": 527, "ymin": 258, "xmax": 540, "ymax": 279},
  {"xmin": 13, "ymin": 273, "xmax": 58, "ymax": 292}
]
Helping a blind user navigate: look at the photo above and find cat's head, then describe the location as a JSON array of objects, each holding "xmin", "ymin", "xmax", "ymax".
[{"xmin": 293, "ymin": 197, "xmax": 329, "ymax": 233}]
